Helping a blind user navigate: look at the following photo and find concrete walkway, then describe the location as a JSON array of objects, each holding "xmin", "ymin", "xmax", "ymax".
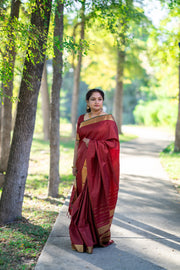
[{"xmin": 35, "ymin": 127, "xmax": 180, "ymax": 270}]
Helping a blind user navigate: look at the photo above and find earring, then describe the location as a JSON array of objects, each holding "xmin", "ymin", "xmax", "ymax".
[{"xmin": 87, "ymin": 105, "xmax": 90, "ymax": 110}]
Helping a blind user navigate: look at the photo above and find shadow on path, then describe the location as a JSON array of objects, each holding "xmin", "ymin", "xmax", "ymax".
[{"xmin": 35, "ymin": 129, "xmax": 180, "ymax": 270}]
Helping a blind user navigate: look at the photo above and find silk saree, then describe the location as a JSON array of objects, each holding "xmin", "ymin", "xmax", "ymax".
[{"xmin": 69, "ymin": 114, "xmax": 120, "ymax": 253}]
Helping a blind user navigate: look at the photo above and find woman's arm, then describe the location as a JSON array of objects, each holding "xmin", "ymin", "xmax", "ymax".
[{"xmin": 72, "ymin": 140, "xmax": 79, "ymax": 176}]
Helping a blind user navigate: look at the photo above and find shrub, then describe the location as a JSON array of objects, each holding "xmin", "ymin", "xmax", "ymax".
[{"xmin": 133, "ymin": 99, "xmax": 177, "ymax": 128}]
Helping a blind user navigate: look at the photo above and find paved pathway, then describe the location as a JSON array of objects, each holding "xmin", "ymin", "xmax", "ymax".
[{"xmin": 35, "ymin": 127, "xmax": 180, "ymax": 270}]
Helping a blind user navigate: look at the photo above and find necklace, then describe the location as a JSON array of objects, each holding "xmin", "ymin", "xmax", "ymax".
[{"xmin": 89, "ymin": 110, "xmax": 103, "ymax": 118}]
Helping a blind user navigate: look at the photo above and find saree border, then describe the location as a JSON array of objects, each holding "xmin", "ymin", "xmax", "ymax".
[
  {"xmin": 71, "ymin": 244, "xmax": 84, "ymax": 253},
  {"xmin": 81, "ymin": 160, "xmax": 87, "ymax": 189},
  {"xmin": 80, "ymin": 114, "xmax": 114, "ymax": 128},
  {"xmin": 71, "ymin": 244, "xmax": 93, "ymax": 254},
  {"xmin": 76, "ymin": 133, "xmax": 80, "ymax": 141}
]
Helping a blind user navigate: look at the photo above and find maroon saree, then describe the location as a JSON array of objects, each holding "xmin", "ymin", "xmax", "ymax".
[{"xmin": 69, "ymin": 114, "xmax": 120, "ymax": 253}]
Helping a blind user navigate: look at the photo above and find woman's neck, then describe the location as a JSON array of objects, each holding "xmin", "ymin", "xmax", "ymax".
[{"xmin": 89, "ymin": 110, "xmax": 103, "ymax": 117}]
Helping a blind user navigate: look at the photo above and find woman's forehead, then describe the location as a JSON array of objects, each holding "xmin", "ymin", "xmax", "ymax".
[{"xmin": 90, "ymin": 92, "xmax": 102, "ymax": 98}]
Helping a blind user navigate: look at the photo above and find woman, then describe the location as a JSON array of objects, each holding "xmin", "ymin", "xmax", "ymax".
[{"xmin": 69, "ymin": 89, "xmax": 120, "ymax": 254}]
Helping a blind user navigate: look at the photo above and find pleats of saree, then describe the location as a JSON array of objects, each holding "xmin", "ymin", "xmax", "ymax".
[
  {"xmin": 69, "ymin": 160, "xmax": 114, "ymax": 253},
  {"xmin": 69, "ymin": 181, "xmax": 98, "ymax": 253}
]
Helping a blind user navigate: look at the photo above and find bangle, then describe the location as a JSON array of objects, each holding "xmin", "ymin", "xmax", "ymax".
[{"xmin": 72, "ymin": 166, "xmax": 76, "ymax": 168}]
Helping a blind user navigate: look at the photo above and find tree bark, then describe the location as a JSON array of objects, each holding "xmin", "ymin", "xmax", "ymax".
[
  {"xmin": 114, "ymin": 47, "xmax": 125, "ymax": 134},
  {"xmin": 0, "ymin": 0, "xmax": 21, "ymax": 172},
  {"xmin": 0, "ymin": 0, "xmax": 52, "ymax": 224},
  {"xmin": 0, "ymin": 97, "xmax": 2, "ymax": 157},
  {"xmin": 174, "ymin": 45, "xmax": 180, "ymax": 152},
  {"xmin": 71, "ymin": 0, "xmax": 86, "ymax": 138},
  {"xmin": 40, "ymin": 60, "xmax": 50, "ymax": 141},
  {"xmin": 48, "ymin": 1, "xmax": 64, "ymax": 197}
]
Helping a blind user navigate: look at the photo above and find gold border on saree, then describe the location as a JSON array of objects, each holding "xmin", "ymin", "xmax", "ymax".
[
  {"xmin": 71, "ymin": 244, "xmax": 84, "ymax": 253},
  {"xmin": 80, "ymin": 114, "xmax": 114, "ymax": 128},
  {"xmin": 81, "ymin": 160, "xmax": 87, "ymax": 189}
]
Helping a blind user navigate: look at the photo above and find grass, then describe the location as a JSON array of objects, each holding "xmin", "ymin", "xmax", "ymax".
[
  {"xmin": 119, "ymin": 133, "xmax": 137, "ymax": 142},
  {"xmin": 160, "ymin": 142, "xmax": 180, "ymax": 192},
  {"xmin": 0, "ymin": 123, "xmax": 135, "ymax": 270}
]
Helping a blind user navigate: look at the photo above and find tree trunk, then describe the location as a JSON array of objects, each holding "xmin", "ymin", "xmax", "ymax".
[
  {"xmin": 0, "ymin": 0, "xmax": 21, "ymax": 173},
  {"xmin": 48, "ymin": 1, "xmax": 64, "ymax": 197},
  {"xmin": 71, "ymin": 0, "xmax": 86, "ymax": 138},
  {"xmin": 40, "ymin": 60, "xmax": 50, "ymax": 141},
  {"xmin": 0, "ymin": 0, "xmax": 52, "ymax": 224},
  {"xmin": 0, "ymin": 97, "xmax": 2, "ymax": 157},
  {"xmin": 114, "ymin": 47, "xmax": 125, "ymax": 134},
  {"xmin": 174, "ymin": 45, "xmax": 180, "ymax": 152}
]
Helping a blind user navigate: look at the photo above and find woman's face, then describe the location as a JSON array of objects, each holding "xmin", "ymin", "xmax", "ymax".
[{"xmin": 87, "ymin": 92, "xmax": 103, "ymax": 112}]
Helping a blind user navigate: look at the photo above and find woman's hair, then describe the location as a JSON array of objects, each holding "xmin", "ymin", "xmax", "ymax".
[{"xmin": 86, "ymin": 89, "xmax": 104, "ymax": 113}]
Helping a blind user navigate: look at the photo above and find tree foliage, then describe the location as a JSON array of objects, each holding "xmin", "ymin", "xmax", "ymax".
[{"xmin": 134, "ymin": 5, "xmax": 180, "ymax": 128}]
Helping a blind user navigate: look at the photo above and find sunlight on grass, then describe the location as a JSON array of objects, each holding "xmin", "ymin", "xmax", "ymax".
[
  {"xmin": 160, "ymin": 142, "xmax": 180, "ymax": 180},
  {"xmin": 119, "ymin": 133, "xmax": 137, "ymax": 142},
  {"xmin": 60, "ymin": 122, "xmax": 72, "ymax": 137},
  {"xmin": 160, "ymin": 142, "xmax": 180, "ymax": 193}
]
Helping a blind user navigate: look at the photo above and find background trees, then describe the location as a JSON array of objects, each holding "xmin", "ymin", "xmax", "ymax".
[
  {"xmin": 0, "ymin": 0, "xmax": 179, "ymax": 224},
  {"xmin": 71, "ymin": 0, "xmax": 86, "ymax": 137},
  {"xmin": 40, "ymin": 61, "xmax": 50, "ymax": 141},
  {"xmin": 175, "ymin": 41, "xmax": 180, "ymax": 152},
  {"xmin": 48, "ymin": 0, "xmax": 64, "ymax": 197},
  {"xmin": 0, "ymin": 0, "xmax": 21, "ymax": 172}
]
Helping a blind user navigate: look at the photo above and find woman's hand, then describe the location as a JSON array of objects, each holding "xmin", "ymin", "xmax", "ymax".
[
  {"xmin": 72, "ymin": 167, "xmax": 77, "ymax": 176},
  {"xmin": 83, "ymin": 137, "xmax": 90, "ymax": 147}
]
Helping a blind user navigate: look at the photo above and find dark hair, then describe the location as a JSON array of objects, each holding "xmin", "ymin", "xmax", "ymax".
[{"xmin": 86, "ymin": 89, "xmax": 104, "ymax": 113}]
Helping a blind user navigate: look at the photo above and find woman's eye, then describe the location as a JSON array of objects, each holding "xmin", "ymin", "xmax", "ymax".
[{"xmin": 90, "ymin": 97, "xmax": 102, "ymax": 101}]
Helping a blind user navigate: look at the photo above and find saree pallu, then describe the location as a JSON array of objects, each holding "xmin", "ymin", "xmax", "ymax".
[{"xmin": 69, "ymin": 114, "xmax": 120, "ymax": 253}]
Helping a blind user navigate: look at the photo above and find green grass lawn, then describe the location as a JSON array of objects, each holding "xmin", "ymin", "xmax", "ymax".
[
  {"xmin": 119, "ymin": 133, "xmax": 137, "ymax": 142},
  {"xmin": 160, "ymin": 142, "xmax": 180, "ymax": 193},
  {"xmin": 0, "ymin": 124, "xmax": 136, "ymax": 270}
]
